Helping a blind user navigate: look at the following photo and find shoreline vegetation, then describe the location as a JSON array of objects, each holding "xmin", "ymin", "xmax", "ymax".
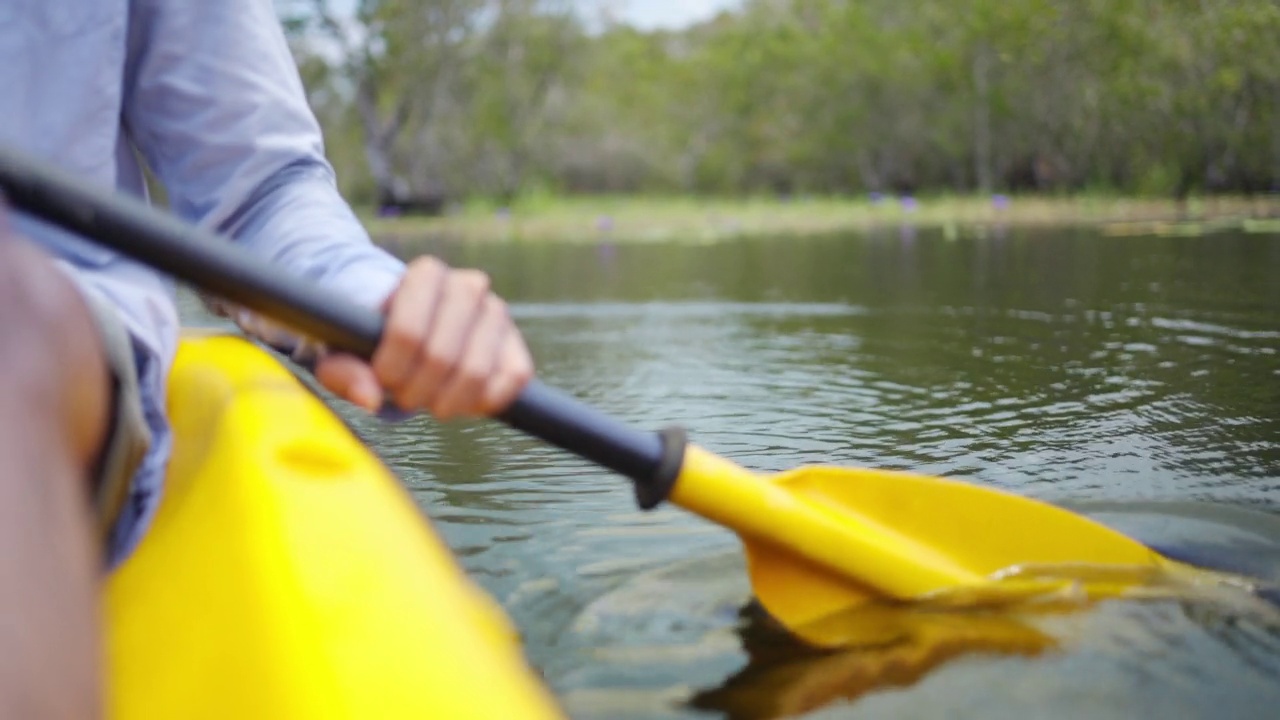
[
  {"xmin": 362, "ymin": 194, "xmax": 1280, "ymax": 245},
  {"xmin": 290, "ymin": 2, "xmax": 1280, "ymax": 229}
]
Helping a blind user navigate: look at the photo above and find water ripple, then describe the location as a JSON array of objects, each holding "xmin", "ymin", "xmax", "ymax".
[{"xmin": 306, "ymin": 231, "xmax": 1280, "ymax": 719}]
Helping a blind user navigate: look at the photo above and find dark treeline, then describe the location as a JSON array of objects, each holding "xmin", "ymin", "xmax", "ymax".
[{"xmin": 280, "ymin": 0, "xmax": 1280, "ymax": 208}]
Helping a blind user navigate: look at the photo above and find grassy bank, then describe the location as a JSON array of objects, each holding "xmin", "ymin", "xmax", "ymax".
[{"xmin": 361, "ymin": 194, "xmax": 1280, "ymax": 245}]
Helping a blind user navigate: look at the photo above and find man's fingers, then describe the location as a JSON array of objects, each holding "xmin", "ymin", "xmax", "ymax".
[
  {"xmin": 364, "ymin": 256, "xmax": 532, "ymax": 418},
  {"xmin": 481, "ymin": 330, "xmax": 534, "ymax": 416},
  {"xmin": 394, "ymin": 269, "xmax": 488, "ymax": 411},
  {"xmin": 430, "ymin": 296, "xmax": 507, "ymax": 419},
  {"xmin": 372, "ymin": 257, "xmax": 444, "ymax": 395},
  {"xmin": 315, "ymin": 354, "xmax": 383, "ymax": 411}
]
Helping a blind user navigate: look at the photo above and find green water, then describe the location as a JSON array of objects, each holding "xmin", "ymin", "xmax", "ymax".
[{"xmin": 198, "ymin": 227, "xmax": 1280, "ymax": 718}]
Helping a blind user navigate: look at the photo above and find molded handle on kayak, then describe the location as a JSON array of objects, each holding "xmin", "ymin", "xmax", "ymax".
[{"xmin": 0, "ymin": 144, "xmax": 685, "ymax": 510}]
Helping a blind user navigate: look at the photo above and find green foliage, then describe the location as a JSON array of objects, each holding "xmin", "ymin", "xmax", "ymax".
[{"xmin": 284, "ymin": 0, "xmax": 1280, "ymax": 204}]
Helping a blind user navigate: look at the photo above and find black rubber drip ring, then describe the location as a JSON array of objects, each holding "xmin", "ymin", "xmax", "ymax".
[{"xmin": 635, "ymin": 426, "xmax": 687, "ymax": 510}]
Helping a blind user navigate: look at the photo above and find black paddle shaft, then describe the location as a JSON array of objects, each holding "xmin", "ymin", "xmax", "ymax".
[{"xmin": 0, "ymin": 144, "xmax": 684, "ymax": 510}]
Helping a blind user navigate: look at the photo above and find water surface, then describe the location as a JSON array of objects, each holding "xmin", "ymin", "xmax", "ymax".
[{"xmin": 198, "ymin": 227, "xmax": 1280, "ymax": 718}]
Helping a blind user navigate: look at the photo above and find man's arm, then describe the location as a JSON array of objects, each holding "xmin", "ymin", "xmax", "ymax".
[
  {"xmin": 122, "ymin": 0, "xmax": 403, "ymax": 310},
  {"xmin": 122, "ymin": 0, "xmax": 532, "ymax": 418}
]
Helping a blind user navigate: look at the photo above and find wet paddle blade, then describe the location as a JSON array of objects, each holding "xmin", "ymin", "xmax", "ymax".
[
  {"xmin": 770, "ymin": 463, "xmax": 1162, "ymax": 577},
  {"xmin": 669, "ymin": 447, "xmax": 1176, "ymax": 641}
]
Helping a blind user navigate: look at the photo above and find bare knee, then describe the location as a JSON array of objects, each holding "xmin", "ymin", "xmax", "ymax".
[
  {"xmin": 0, "ymin": 221, "xmax": 106, "ymax": 718},
  {"xmin": 1, "ymin": 235, "xmax": 79, "ymax": 330},
  {"xmin": 0, "ymin": 237, "xmax": 102, "ymax": 383},
  {"xmin": 0, "ymin": 234, "xmax": 110, "ymax": 470}
]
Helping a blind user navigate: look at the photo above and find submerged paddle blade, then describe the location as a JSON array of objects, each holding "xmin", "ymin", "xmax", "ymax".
[
  {"xmin": 669, "ymin": 448, "xmax": 1182, "ymax": 642},
  {"xmin": 742, "ymin": 541, "xmax": 885, "ymax": 646}
]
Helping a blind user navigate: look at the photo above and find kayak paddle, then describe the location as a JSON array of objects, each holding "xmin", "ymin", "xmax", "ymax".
[{"xmin": 0, "ymin": 145, "xmax": 1231, "ymax": 648}]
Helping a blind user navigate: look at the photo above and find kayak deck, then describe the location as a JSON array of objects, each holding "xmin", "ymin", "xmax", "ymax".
[{"xmin": 104, "ymin": 333, "xmax": 562, "ymax": 719}]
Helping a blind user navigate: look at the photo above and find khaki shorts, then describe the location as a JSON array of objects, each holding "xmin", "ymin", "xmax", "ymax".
[{"xmin": 82, "ymin": 292, "xmax": 152, "ymax": 543}]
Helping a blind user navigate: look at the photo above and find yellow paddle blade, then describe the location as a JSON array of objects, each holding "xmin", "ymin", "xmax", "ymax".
[{"xmin": 667, "ymin": 446, "xmax": 1196, "ymax": 642}]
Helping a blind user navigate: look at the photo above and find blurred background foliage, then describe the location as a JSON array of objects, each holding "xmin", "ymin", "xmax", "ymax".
[{"xmin": 277, "ymin": 0, "xmax": 1280, "ymax": 208}]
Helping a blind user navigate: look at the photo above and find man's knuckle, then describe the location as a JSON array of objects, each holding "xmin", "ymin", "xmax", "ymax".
[
  {"xmin": 423, "ymin": 347, "xmax": 454, "ymax": 374},
  {"xmin": 515, "ymin": 358, "xmax": 534, "ymax": 383},
  {"xmin": 460, "ymin": 358, "xmax": 488, "ymax": 384},
  {"xmin": 457, "ymin": 269, "xmax": 490, "ymax": 295},
  {"xmin": 385, "ymin": 319, "xmax": 422, "ymax": 351},
  {"xmin": 411, "ymin": 255, "xmax": 447, "ymax": 276}
]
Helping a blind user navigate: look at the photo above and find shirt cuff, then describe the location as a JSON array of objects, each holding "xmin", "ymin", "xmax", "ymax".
[{"xmin": 319, "ymin": 252, "xmax": 405, "ymax": 311}]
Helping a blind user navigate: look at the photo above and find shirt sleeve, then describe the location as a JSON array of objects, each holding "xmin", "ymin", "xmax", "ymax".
[{"xmin": 121, "ymin": 0, "xmax": 405, "ymax": 326}]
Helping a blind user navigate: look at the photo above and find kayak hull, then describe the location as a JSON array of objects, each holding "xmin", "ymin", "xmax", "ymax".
[{"xmin": 104, "ymin": 333, "xmax": 562, "ymax": 719}]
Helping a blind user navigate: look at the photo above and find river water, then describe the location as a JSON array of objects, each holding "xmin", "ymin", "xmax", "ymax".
[{"xmin": 193, "ymin": 227, "xmax": 1280, "ymax": 718}]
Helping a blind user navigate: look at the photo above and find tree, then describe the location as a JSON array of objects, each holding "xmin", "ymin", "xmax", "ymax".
[
  {"xmin": 282, "ymin": 0, "xmax": 486, "ymax": 207},
  {"xmin": 278, "ymin": 0, "xmax": 1280, "ymax": 202}
]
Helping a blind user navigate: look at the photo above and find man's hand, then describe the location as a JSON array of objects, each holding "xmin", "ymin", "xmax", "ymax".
[{"xmin": 313, "ymin": 256, "xmax": 534, "ymax": 419}]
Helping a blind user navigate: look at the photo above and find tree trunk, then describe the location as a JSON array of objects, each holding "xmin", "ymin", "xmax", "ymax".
[
  {"xmin": 972, "ymin": 46, "xmax": 993, "ymax": 194},
  {"xmin": 355, "ymin": 78, "xmax": 412, "ymax": 207}
]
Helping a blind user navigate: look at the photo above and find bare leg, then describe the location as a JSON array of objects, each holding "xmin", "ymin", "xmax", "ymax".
[{"xmin": 0, "ymin": 219, "xmax": 110, "ymax": 718}]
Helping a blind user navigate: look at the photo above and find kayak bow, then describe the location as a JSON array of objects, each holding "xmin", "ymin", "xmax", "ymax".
[{"xmin": 104, "ymin": 333, "xmax": 564, "ymax": 720}]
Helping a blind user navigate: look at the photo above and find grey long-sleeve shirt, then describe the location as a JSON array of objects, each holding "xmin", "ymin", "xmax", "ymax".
[{"xmin": 0, "ymin": 0, "xmax": 406, "ymax": 563}]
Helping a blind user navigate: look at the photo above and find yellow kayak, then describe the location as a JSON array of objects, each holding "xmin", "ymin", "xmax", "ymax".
[{"xmin": 103, "ymin": 332, "xmax": 564, "ymax": 719}]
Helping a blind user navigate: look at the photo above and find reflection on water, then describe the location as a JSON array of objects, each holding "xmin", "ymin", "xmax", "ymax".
[
  {"xmin": 724, "ymin": 591, "xmax": 1280, "ymax": 720},
  {"xmin": 565, "ymin": 506, "xmax": 1280, "ymax": 720},
  {"xmin": 688, "ymin": 600, "xmax": 1057, "ymax": 720},
  {"xmin": 185, "ymin": 227, "xmax": 1280, "ymax": 718},
  {"xmin": 717, "ymin": 550, "xmax": 1276, "ymax": 719}
]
